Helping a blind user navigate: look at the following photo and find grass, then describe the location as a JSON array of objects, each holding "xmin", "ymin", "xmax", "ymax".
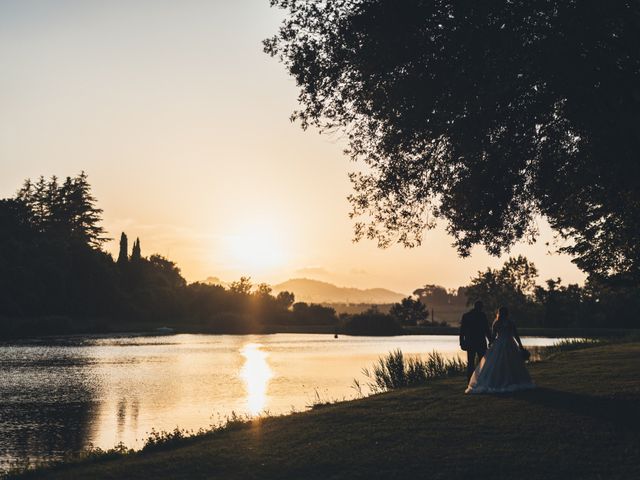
[
  {"xmin": 9, "ymin": 341, "xmax": 640, "ymax": 480},
  {"xmin": 359, "ymin": 350, "xmax": 466, "ymax": 393}
]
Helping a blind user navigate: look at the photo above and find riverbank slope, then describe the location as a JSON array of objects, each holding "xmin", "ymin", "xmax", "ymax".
[{"xmin": 18, "ymin": 343, "xmax": 640, "ymax": 479}]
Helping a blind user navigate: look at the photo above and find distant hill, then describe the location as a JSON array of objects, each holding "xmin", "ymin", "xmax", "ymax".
[{"xmin": 272, "ymin": 278, "xmax": 406, "ymax": 304}]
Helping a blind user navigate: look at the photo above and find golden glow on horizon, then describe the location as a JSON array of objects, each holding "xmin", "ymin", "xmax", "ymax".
[
  {"xmin": 227, "ymin": 225, "xmax": 288, "ymax": 273},
  {"xmin": 239, "ymin": 343, "xmax": 272, "ymax": 416}
]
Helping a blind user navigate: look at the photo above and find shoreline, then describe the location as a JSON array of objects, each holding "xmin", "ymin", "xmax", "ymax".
[{"xmin": 1, "ymin": 324, "xmax": 636, "ymax": 343}]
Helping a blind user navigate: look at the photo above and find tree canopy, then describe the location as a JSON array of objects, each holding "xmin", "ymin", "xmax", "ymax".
[
  {"xmin": 265, "ymin": 0, "xmax": 640, "ymax": 281},
  {"xmin": 17, "ymin": 172, "xmax": 107, "ymax": 247},
  {"xmin": 466, "ymin": 255, "xmax": 539, "ymax": 319},
  {"xmin": 389, "ymin": 297, "xmax": 428, "ymax": 326}
]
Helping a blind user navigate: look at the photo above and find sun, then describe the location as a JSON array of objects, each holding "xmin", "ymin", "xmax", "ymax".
[{"xmin": 227, "ymin": 224, "xmax": 287, "ymax": 272}]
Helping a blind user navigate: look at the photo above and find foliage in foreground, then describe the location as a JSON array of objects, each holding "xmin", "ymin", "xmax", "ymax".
[{"xmin": 360, "ymin": 350, "xmax": 466, "ymax": 394}]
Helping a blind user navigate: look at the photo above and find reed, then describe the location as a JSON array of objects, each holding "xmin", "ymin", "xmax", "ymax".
[{"xmin": 362, "ymin": 349, "xmax": 466, "ymax": 394}]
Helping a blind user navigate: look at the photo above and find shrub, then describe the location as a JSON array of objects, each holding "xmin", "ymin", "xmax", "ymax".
[{"xmin": 342, "ymin": 310, "xmax": 403, "ymax": 336}]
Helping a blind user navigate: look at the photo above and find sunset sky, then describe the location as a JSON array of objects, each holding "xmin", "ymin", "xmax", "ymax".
[{"xmin": 0, "ymin": 0, "xmax": 585, "ymax": 293}]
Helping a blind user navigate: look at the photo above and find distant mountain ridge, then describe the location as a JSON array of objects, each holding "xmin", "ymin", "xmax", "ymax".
[{"xmin": 272, "ymin": 278, "xmax": 406, "ymax": 304}]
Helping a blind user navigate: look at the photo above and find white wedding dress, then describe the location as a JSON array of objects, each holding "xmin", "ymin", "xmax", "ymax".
[{"xmin": 465, "ymin": 319, "xmax": 535, "ymax": 394}]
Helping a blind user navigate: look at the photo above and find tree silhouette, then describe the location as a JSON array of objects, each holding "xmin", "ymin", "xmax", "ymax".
[
  {"xmin": 60, "ymin": 172, "xmax": 107, "ymax": 246},
  {"xmin": 466, "ymin": 256, "xmax": 539, "ymax": 322},
  {"xmin": 413, "ymin": 285, "xmax": 451, "ymax": 305},
  {"xmin": 254, "ymin": 283, "xmax": 273, "ymax": 298},
  {"xmin": 266, "ymin": 0, "xmax": 640, "ymax": 280},
  {"xmin": 117, "ymin": 233, "xmax": 129, "ymax": 265},
  {"xmin": 1, "ymin": 174, "xmax": 341, "ymax": 334},
  {"xmin": 16, "ymin": 173, "xmax": 107, "ymax": 246},
  {"xmin": 229, "ymin": 276, "xmax": 253, "ymax": 296},
  {"xmin": 390, "ymin": 297, "xmax": 428, "ymax": 326},
  {"xmin": 276, "ymin": 291, "xmax": 295, "ymax": 310},
  {"xmin": 131, "ymin": 238, "xmax": 141, "ymax": 262}
]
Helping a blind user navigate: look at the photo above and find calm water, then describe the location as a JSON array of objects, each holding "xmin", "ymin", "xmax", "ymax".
[{"xmin": 0, "ymin": 333, "xmax": 561, "ymax": 469}]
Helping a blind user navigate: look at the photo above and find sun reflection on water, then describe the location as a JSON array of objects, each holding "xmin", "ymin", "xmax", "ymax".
[{"xmin": 239, "ymin": 343, "xmax": 273, "ymax": 415}]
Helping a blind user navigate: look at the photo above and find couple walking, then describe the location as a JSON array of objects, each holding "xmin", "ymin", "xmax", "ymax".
[{"xmin": 459, "ymin": 301, "xmax": 535, "ymax": 394}]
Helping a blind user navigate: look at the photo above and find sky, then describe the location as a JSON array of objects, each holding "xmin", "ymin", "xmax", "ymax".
[{"xmin": 0, "ymin": 0, "xmax": 586, "ymax": 294}]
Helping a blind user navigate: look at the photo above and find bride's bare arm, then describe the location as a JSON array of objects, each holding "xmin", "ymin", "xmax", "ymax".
[
  {"xmin": 513, "ymin": 323, "xmax": 524, "ymax": 349},
  {"xmin": 484, "ymin": 316, "xmax": 492, "ymax": 343}
]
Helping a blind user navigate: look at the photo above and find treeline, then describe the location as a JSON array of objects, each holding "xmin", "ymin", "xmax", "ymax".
[
  {"xmin": 2, "ymin": 174, "xmax": 637, "ymax": 337},
  {"xmin": 463, "ymin": 256, "xmax": 640, "ymax": 328},
  {"xmin": 338, "ymin": 297, "xmax": 448, "ymax": 336},
  {"xmin": 347, "ymin": 257, "xmax": 640, "ymax": 332},
  {"xmin": 0, "ymin": 174, "xmax": 341, "ymax": 337},
  {"xmin": 0, "ymin": 173, "xmax": 434, "ymax": 337}
]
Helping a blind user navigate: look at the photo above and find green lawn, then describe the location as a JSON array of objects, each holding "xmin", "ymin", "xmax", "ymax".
[{"xmin": 19, "ymin": 344, "xmax": 640, "ymax": 479}]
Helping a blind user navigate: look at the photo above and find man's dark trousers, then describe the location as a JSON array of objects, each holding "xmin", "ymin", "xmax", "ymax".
[{"xmin": 466, "ymin": 344, "xmax": 486, "ymax": 381}]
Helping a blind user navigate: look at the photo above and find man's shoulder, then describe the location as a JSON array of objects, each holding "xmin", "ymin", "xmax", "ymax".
[
  {"xmin": 460, "ymin": 310, "xmax": 477, "ymax": 324},
  {"xmin": 463, "ymin": 309, "xmax": 488, "ymax": 322}
]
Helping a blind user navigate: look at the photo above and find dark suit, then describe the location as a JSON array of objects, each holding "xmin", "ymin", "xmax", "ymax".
[{"xmin": 459, "ymin": 308, "xmax": 491, "ymax": 380}]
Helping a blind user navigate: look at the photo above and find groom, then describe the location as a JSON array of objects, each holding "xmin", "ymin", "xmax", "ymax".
[{"xmin": 459, "ymin": 301, "xmax": 492, "ymax": 381}]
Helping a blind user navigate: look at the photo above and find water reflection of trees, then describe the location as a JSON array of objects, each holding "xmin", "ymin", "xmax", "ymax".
[{"xmin": 0, "ymin": 346, "xmax": 100, "ymax": 470}]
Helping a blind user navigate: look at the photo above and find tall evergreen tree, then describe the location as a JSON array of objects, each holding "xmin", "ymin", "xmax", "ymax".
[
  {"xmin": 15, "ymin": 172, "xmax": 107, "ymax": 248},
  {"xmin": 16, "ymin": 176, "xmax": 49, "ymax": 233},
  {"xmin": 62, "ymin": 172, "xmax": 107, "ymax": 247},
  {"xmin": 117, "ymin": 232, "xmax": 129, "ymax": 265},
  {"xmin": 131, "ymin": 237, "xmax": 141, "ymax": 261}
]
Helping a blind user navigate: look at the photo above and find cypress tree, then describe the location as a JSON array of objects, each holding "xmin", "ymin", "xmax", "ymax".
[
  {"xmin": 131, "ymin": 237, "xmax": 141, "ymax": 261},
  {"xmin": 117, "ymin": 232, "xmax": 128, "ymax": 265}
]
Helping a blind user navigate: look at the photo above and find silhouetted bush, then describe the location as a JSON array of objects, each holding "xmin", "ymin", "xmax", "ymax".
[
  {"xmin": 342, "ymin": 309, "xmax": 403, "ymax": 336},
  {"xmin": 291, "ymin": 302, "xmax": 338, "ymax": 325}
]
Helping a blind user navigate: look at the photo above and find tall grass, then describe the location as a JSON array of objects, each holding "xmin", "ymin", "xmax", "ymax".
[{"xmin": 361, "ymin": 350, "xmax": 466, "ymax": 394}]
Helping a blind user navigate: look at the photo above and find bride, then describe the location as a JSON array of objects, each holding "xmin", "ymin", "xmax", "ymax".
[{"xmin": 466, "ymin": 306, "xmax": 535, "ymax": 394}]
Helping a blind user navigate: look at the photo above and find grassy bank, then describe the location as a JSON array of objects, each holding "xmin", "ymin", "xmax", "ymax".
[{"xmin": 13, "ymin": 343, "xmax": 640, "ymax": 479}]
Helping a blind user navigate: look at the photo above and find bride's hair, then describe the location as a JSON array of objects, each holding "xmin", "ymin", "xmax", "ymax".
[{"xmin": 495, "ymin": 306, "xmax": 509, "ymax": 323}]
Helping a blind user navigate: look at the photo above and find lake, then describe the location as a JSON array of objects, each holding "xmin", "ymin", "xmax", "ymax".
[{"xmin": 0, "ymin": 333, "xmax": 563, "ymax": 470}]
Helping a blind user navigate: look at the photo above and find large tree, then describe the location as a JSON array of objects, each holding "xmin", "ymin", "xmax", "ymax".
[
  {"xmin": 266, "ymin": 0, "xmax": 640, "ymax": 280},
  {"xmin": 466, "ymin": 256, "xmax": 539, "ymax": 322},
  {"xmin": 390, "ymin": 296, "xmax": 429, "ymax": 326}
]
